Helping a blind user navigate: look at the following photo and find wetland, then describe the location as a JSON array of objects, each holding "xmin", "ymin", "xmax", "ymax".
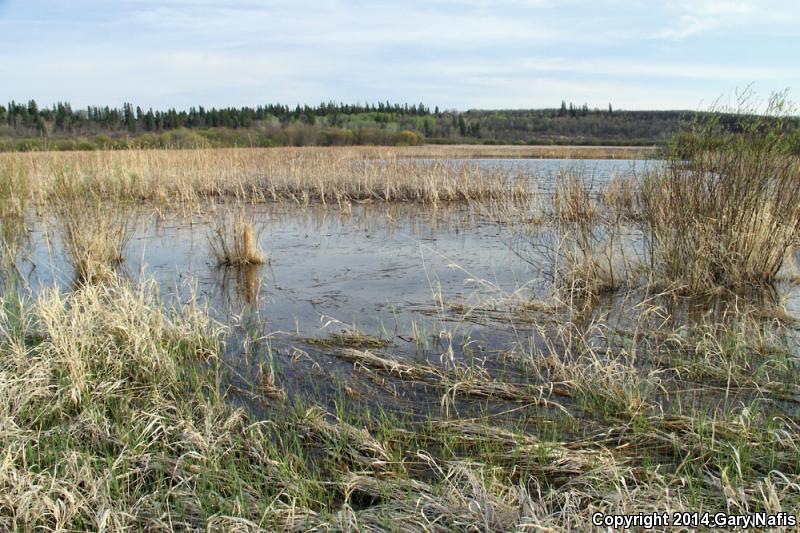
[{"xmin": 1, "ymin": 139, "xmax": 799, "ymax": 531}]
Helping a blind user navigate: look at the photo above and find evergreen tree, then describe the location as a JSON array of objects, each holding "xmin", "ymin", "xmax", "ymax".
[{"xmin": 123, "ymin": 103, "xmax": 137, "ymax": 133}]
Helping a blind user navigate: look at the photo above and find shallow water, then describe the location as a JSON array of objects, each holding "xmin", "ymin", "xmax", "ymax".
[
  {"xmin": 23, "ymin": 159, "xmax": 649, "ymax": 329},
  {"xmin": 12, "ymin": 157, "xmax": 800, "ymax": 418}
]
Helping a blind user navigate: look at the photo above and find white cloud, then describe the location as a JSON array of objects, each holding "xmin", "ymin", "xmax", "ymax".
[
  {"xmin": 653, "ymin": 0, "xmax": 800, "ymax": 39},
  {"xmin": 1, "ymin": 0, "xmax": 798, "ymax": 109}
]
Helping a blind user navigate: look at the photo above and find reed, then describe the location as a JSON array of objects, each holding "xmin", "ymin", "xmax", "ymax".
[
  {"xmin": 54, "ymin": 197, "xmax": 132, "ymax": 283},
  {"xmin": 0, "ymin": 159, "xmax": 29, "ymax": 276},
  {"xmin": 206, "ymin": 209, "xmax": 266, "ymax": 266},
  {"xmin": 515, "ymin": 102, "xmax": 800, "ymax": 299},
  {"xmin": 638, "ymin": 95, "xmax": 800, "ymax": 292},
  {"xmin": 0, "ymin": 146, "xmax": 530, "ymax": 207}
]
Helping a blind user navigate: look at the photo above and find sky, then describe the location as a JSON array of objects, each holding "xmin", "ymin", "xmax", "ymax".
[{"xmin": 1, "ymin": 0, "xmax": 799, "ymax": 111}]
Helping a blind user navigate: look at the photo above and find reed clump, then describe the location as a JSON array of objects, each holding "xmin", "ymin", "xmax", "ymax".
[
  {"xmin": 534, "ymin": 173, "xmax": 638, "ymax": 299},
  {"xmin": 520, "ymin": 96, "xmax": 800, "ymax": 299},
  {"xmin": 552, "ymin": 172, "xmax": 597, "ymax": 225},
  {"xmin": 0, "ymin": 159, "xmax": 30, "ymax": 274},
  {"xmin": 54, "ymin": 197, "xmax": 133, "ymax": 283},
  {"xmin": 207, "ymin": 210, "xmax": 266, "ymax": 266},
  {"xmin": 637, "ymin": 95, "xmax": 800, "ymax": 293}
]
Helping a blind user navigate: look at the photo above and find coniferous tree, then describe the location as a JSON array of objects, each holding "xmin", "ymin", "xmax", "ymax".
[{"xmin": 458, "ymin": 115, "xmax": 467, "ymax": 136}]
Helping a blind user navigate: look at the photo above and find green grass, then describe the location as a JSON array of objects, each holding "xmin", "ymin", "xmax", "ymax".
[{"xmin": 2, "ymin": 261, "xmax": 799, "ymax": 531}]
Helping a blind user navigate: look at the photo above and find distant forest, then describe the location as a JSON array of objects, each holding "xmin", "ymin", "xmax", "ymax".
[{"xmin": 0, "ymin": 99, "xmax": 796, "ymax": 151}]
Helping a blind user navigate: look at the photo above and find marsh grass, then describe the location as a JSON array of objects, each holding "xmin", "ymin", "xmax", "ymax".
[
  {"xmin": 1, "ymin": 274, "xmax": 799, "ymax": 530},
  {"xmin": 305, "ymin": 331, "xmax": 391, "ymax": 349},
  {"xmin": 637, "ymin": 95, "xmax": 800, "ymax": 293},
  {"xmin": 639, "ymin": 164, "xmax": 800, "ymax": 292},
  {"xmin": 332, "ymin": 348, "xmax": 572, "ymax": 414},
  {"xmin": 206, "ymin": 208, "xmax": 266, "ymax": 266},
  {"xmin": 0, "ymin": 147, "xmax": 530, "ymax": 208},
  {"xmin": 2, "ymin": 108, "xmax": 800, "ymax": 529},
  {"xmin": 667, "ymin": 308, "xmax": 800, "ymax": 399},
  {"xmin": 0, "ymin": 160, "xmax": 30, "ymax": 283},
  {"xmin": 509, "ymin": 172, "xmax": 642, "ymax": 302},
  {"xmin": 54, "ymin": 198, "xmax": 133, "ymax": 283},
  {"xmin": 494, "ymin": 95, "xmax": 800, "ymax": 300}
]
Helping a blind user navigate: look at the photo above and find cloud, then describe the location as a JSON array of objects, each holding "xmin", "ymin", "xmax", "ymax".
[
  {"xmin": 1, "ymin": 0, "xmax": 798, "ymax": 109},
  {"xmin": 125, "ymin": 1, "xmax": 575, "ymax": 51},
  {"xmin": 653, "ymin": 0, "xmax": 800, "ymax": 39}
]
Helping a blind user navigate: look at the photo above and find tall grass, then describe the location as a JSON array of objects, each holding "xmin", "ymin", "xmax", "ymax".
[
  {"xmin": 54, "ymin": 198, "xmax": 133, "ymax": 283},
  {"xmin": 0, "ymin": 159, "xmax": 29, "ymax": 278},
  {"xmin": 206, "ymin": 208, "xmax": 266, "ymax": 266},
  {"xmin": 638, "ymin": 94, "xmax": 800, "ymax": 292},
  {"xmin": 511, "ymin": 95, "xmax": 800, "ymax": 297},
  {"xmin": 0, "ymin": 147, "xmax": 529, "ymax": 207}
]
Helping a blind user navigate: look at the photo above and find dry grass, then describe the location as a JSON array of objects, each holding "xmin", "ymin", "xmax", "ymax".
[
  {"xmin": 0, "ymin": 279, "xmax": 237, "ymax": 530},
  {"xmin": 207, "ymin": 208, "xmax": 266, "ymax": 266},
  {"xmin": 334, "ymin": 348, "xmax": 572, "ymax": 414},
  {"xmin": 484, "ymin": 98, "xmax": 800, "ymax": 299},
  {"xmin": 638, "ymin": 158, "xmax": 800, "ymax": 292},
  {"xmin": 53, "ymin": 198, "xmax": 133, "ymax": 283},
  {"xmin": 304, "ymin": 331, "xmax": 391, "ymax": 349},
  {"xmin": 0, "ymin": 159, "xmax": 30, "ymax": 275},
  {"xmin": 3, "ymin": 113, "xmax": 800, "ymax": 530},
  {"xmin": 636, "ymin": 97, "xmax": 800, "ymax": 292},
  {"xmin": 506, "ymin": 138, "xmax": 800, "ymax": 299},
  {"xmin": 511, "ymin": 172, "xmax": 642, "ymax": 300},
  {"xmin": 1, "ymin": 273, "xmax": 799, "ymax": 530},
  {"xmin": 0, "ymin": 147, "xmax": 530, "ymax": 207}
]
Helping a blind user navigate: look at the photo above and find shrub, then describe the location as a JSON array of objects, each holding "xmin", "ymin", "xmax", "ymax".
[
  {"xmin": 395, "ymin": 130, "xmax": 420, "ymax": 146},
  {"xmin": 639, "ymin": 93, "xmax": 800, "ymax": 292}
]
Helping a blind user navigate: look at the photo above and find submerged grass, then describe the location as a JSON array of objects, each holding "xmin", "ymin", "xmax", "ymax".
[{"xmin": 304, "ymin": 331, "xmax": 391, "ymax": 350}]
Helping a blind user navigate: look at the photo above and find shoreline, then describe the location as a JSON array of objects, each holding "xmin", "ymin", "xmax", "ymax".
[{"xmin": 0, "ymin": 143, "xmax": 658, "ymax": 160}]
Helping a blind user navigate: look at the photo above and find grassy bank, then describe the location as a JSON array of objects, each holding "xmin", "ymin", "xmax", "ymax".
[{"xmin": 1, "ymin": 277, "xmax": 798, "ymax": 531}]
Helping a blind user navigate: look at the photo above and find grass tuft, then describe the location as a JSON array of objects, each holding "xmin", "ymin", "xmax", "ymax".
[{"xmin": 207, "ymin": 209, "xmax": 266, "ymax": 267}]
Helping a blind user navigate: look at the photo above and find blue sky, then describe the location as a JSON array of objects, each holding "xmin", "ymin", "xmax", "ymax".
[{"xmin": 1, "ymin": 0, "xmax": 798, "ymax": 110}]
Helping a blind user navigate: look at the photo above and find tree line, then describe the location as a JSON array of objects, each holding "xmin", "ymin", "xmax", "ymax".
[
  {"xmin": 1, "ymin": 98, "xmax": 796, "ymax": 152},
  {"xmin": 0, "ymin": 100, "xmax": 435, "ymax": 134}
]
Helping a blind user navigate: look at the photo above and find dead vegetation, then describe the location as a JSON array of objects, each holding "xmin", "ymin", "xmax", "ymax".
[
  {"xmin": 1, "ymin": 264, "xmax": 799, "ymax": 531},
  {"xmin": 304, "ymin": 331, "xmax": 391, "ymax": 350},
  {"xmin": 54, "ymin": 198, "xmax": 133, "ymax": 283},
  {"xmin": 206, "ymin": 208, "xmax": 267, "ymax": 266},
  {"xmin": 0, "ymin": 147, "xmax": 531, "ymax": 208}
]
